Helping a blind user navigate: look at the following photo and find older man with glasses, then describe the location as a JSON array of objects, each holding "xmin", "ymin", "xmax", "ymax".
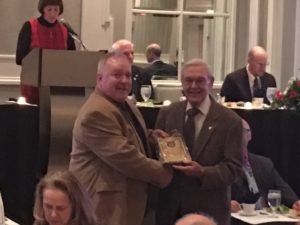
[
  {"xmin": 220, "ymin": 46, "xmax": 276, "ymax": 103},
  {"xmin": 155, "ymin": 58, "xmax": 243, "ymax": 225},
  {"xmin": 231, "ymin": 120, "xmax": 300, "ymax": 214}
]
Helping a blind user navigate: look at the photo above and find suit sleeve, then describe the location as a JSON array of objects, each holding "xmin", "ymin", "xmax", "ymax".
[
  {"xmin": 271, "ymin": 75, "xmax": 277, "ymax": 87},
  {"xmin": 77, "ymin": 110, "xmax": 172, "ymax": 188},
  {"xmin": 200, "ymin": 117, "xmax": 243, "ymax": 189},
  {"xmin": 16, "ymin": 21, "xmax": 31, "ymax": 65},
  {"xmin": 67, "ymin": 34, "xmax": 76, "ymax": 50},
  {"xmin": 220, "ymin": 75, "xmax": 237, "ymax": 102}
]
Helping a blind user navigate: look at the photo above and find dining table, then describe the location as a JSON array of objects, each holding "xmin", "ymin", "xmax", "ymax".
[
  {"xmin": 231, "ymin": 210, "xmax": 299, "ymax": 225},
  {"xmin": 0, "ymin": 102, "xmax": 39, "ymax": 225},
  {"xmin": 5, "ymin": 217, "xmax": 20, "ymax": 225}
]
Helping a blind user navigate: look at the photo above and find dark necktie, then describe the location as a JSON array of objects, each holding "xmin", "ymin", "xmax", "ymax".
[
  {"xmin": 253, "ymin": 77, "xmax": 260, "ymax": 97},
  {"xmin": 183, "ymin": 108, "xmax": 200, "ymax": 156},
  {"xmin": 119, "ymin": 102, "xmax": 151, "ymax": 157}
]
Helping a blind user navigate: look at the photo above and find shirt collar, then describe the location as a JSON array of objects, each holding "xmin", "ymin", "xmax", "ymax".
[
  {"xmin": 246, "ymin": 64, "xmax": 256, "ymax": 82},
  {"xmin": 38, "ymin": 15, "xmax": 58, "ymax": 27},
  {"xmin": 186, "ymin": 95, "xmax": 211, "ymax": 116},
  {"xmin": 151, "ymin": 59, "xmax": 161, "ymax": 64},
  {"xmin": 246, "ymin": 64, "xmax": 260, "ymax": 82}
]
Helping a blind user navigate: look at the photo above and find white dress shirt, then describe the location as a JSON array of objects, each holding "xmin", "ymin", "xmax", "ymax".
[{"xmin": 246, "ymin": 64, "xmax": 262, "ymax": 97}]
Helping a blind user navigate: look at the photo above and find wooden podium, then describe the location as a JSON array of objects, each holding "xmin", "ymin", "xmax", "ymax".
[
  {"xmin": 21, "ymin": 48, "xmax": 104, "ymax": 175},
  {"xmin": 7, "ymin": 49, "xmax": 104, "ymax": 225},
  {"xmin": 21, "ymin": 48, "xmax": 104, "ymax": 87}
]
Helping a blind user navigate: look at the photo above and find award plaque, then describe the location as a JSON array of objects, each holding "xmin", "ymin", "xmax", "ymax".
[{"xmin": 156, "ymin": 134, "xmax": 191, "ymax": 164}]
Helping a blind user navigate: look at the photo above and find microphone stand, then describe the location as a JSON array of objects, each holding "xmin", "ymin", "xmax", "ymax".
[{"xmin": 69, "ymin": 33, "xmax": 88, "ymax": 51}]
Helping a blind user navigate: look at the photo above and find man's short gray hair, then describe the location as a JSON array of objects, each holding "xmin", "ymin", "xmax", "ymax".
[
  {"xmin": 97, "ymin": 51, "xmax": 129, "ymax": 74},
  {"xmin": 146, "ymin": 43, "xmax": 161, "ymax": 57},
  {"xmin": 181, "ymin": 58, "xmax": 214, "ymax": 81},
  {"xmin": 111, "ymin": 39, "xmax": 134, "ymax": 52}
]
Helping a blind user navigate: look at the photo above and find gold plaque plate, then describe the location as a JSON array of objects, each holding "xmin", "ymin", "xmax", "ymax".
[{"xmin": 156, "ymin": 135, "xmax": 191, "ymax": 164}]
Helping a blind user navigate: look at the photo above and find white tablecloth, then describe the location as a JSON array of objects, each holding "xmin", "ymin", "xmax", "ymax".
[
  {"xmin": 231, "ymin": 210, "xmax": 299, "ymax": 224},
  {"xmin": 5, "ymin": 218, "xmax": 19, "ymax": 225}
]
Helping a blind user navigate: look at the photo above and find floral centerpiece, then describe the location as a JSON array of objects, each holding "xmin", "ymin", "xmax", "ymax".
[{"xmin": 271, "ymin": 78, "xmax": 300, "ymax": 110}]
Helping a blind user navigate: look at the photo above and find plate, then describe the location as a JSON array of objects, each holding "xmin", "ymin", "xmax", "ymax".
[{"xmin": 239, "ymin": 211, "xmax": 258, "ymax": 217}]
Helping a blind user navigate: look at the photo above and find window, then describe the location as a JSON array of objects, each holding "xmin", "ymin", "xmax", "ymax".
[{"xmin": 128, "ymin": 0, "xmax": 234, "ymax": 81}]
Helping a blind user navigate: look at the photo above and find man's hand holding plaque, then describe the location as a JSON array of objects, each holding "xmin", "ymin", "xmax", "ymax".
[
  {"xmin": 156, "ymin": 131, "xmax": 192, "ymax": 164},
  {"xmin": 172, "ymin": 161, "xmax": 205, "ymax": 178}
]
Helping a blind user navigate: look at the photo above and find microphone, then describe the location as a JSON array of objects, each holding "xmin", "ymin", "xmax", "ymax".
[
  {"xmin": 59, "ymin": 18, "xmax": 78, "ymax": 36},
  {"xmin": 60, "ymin": 18, "xmax": 88, "ymax": 50}
]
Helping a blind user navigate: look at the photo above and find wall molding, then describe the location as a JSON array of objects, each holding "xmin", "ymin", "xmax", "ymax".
[
  {"xmin": 0, "ymin": 76, "xmax": 20, "ymax": 85},
  {"xmin": 0, "ymin": 54, "xmax": 15, "ymax": 60},
  {"xmin": 0, "ymin": 53, "xmax": 21, "ymax": 84}
]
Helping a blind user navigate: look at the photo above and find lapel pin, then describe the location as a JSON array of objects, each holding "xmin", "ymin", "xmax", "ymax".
[{"xmin": 208, "ymin": 126, "xmax": 212, "ymax": 130}]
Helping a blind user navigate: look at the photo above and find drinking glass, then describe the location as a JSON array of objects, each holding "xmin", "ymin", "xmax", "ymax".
[
  {"xmin": 267, "ymin": 189, "xmax": 281, "ymax": 217},
  {"xmin": 140, "ymin": 85, "xmax": 151, "ymax": 102},
  {"xmin": 266, "ymin": 87, "xmax": 276, "ymax": 104}
]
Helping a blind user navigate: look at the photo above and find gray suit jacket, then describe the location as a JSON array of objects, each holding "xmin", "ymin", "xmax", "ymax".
[
  {"xmin": 232, "ymin": 153, "xmax": 298, "ymax": 208},
  {"xmin": 69, "ymin": 90, "xmax": 172, "ymax": 225},
  {"xmin": 155, "ymin": 98, "xmax": 243, "ymax": 225}
]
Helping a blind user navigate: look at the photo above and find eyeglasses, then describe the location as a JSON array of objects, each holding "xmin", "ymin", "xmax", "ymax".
[
  {"xmin": 182, "ymin": 77, "xmax": 211, "ymax": 86},
  {"xmin": 254, "ymin": 62, "xmax": 269, "ymax": 67}
]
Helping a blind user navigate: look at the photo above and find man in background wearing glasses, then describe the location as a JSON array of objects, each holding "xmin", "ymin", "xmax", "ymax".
[{"xmin": 231, "ymin": 120, "xmax": 300, "ymax": 213}]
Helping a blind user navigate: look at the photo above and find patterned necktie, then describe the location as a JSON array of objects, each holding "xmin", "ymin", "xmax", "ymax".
[
  {"xmin": 183, "ymin": 108, "xmax": 200, "ymax": 156},
  {"xmin": 243, "ymin": 162, "xmax": 259, "ymax": 194},
  {"xmin": 253, "ymin": 77, "xmax": 260, "ymax": 97}
]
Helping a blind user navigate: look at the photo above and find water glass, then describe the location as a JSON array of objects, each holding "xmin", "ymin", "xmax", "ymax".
[
  {"xmin": 266, "ymin": 87, "xmax": 276, "ymax": 104},
  {"xmin": 140, "ymin": 85, "xmax": 151, "ymax": 102},
  {"xmin": 267, "ymin": 189, "xmax": 281, "ymax": 217}
]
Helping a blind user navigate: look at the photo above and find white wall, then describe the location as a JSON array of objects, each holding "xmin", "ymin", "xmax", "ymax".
[{"xmin": 81, "ymin": 0, "xmax": 113, "ymax": 51}]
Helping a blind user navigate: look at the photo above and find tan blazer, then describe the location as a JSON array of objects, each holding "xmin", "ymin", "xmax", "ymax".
[
  {"xmin": 155, "ymin": 98, "xmax": 243, "ymax": 225},
  {"xmin": 69, "ymin": 90, "xmax": 172, "ymax": 225}
]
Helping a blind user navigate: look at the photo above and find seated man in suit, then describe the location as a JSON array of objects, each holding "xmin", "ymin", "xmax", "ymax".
[
  {"xmin": 142, "ymin": 43, "xmax": 177, "ymax": 101},
  {"xmin": 220, "ymin": 46, "xmax": 276, "ymax": 103},
  {"xmin": 144, "ymin": 43, "xmax": 177, "ymax": 79},
  {"xmin": 111, "ymin": 39, "xmax": 145, "ymax": 101},
  {"xmin": 231, "ymin": 119, "xmax": 300, "ymax": 212}
]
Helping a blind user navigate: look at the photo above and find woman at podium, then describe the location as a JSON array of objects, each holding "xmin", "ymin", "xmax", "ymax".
[{"xmin": 16, "ymin": 0, "xmax": 76, "ymax": 104}]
